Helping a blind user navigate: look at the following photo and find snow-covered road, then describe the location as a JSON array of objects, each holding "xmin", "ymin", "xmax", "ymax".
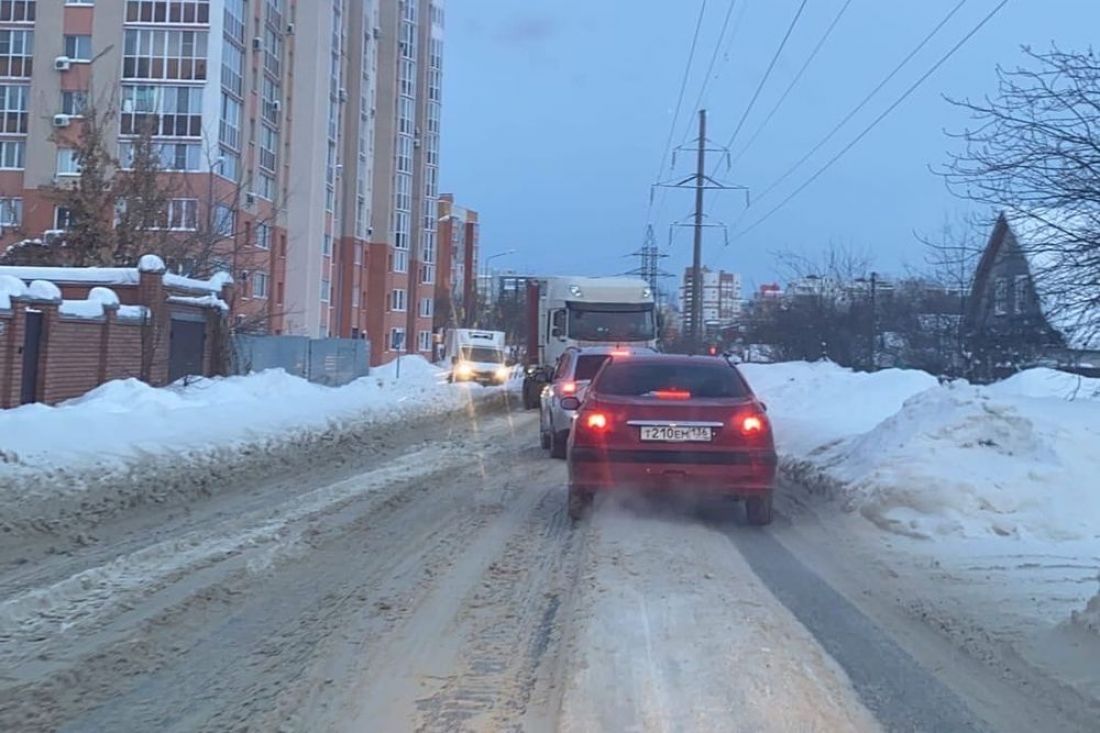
[{"xmin": 1, "ymin": 406, "xmax": 1098, "ymax": 732}]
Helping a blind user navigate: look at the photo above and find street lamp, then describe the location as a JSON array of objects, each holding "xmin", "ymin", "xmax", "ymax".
[{"xmin": 481, "ymin": 249, "xmax": 516, "ymax": 329}]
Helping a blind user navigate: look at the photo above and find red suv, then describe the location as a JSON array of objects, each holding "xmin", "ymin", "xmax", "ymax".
[{"xmin": 563, "ymin": 354, "xmax": 777, "ymax": 524}]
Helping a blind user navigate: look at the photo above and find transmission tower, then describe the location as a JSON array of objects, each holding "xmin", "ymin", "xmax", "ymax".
[{"xmin": 626, "ymin": 224, "xmax": 673, "ymax": 303}]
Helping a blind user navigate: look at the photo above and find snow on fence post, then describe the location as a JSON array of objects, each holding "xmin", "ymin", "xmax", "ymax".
[
  {"xmin": 24, "ymin": 281, "xmax": 62, "ymax": 404},
  {"xmin": 137, "ymin": 254, "xmax": 169, "ymax": 385}
]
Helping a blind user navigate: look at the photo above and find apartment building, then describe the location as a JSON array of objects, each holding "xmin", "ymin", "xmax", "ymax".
[
  {"xmin": 436, "ymin": 192, "xmax": 477, "ymax": 327},
  {"xmin": 0, "ymin": 0, "xmax": 447, "ymax": 359},
  {"xmin": 0, "ymin": 0, "xmax": 291, "ymax": 330},
  {"xmin": 679, "ymin": 266, "xmax": 743, "ymax": 332}
]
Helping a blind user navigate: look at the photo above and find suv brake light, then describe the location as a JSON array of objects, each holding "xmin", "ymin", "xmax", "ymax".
[
  {"xmin": 652, "ymin": 389, "xmax": 691, "ymax": 400},
  {"xmin": 560, "ymin": 381, "xmax": 577, "ymax": 394},
  {"xmin": 738, "ymin": 413, "xmax": 766, "ymax": 436},
  {"xmin": 583, "ymin": 411, "xmax": 609, "ymax": 431}
]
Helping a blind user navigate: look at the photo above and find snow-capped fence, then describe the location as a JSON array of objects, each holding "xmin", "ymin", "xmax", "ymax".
[
  {"xmin": 0, "ymin": 256, "xmax": 232, "ymax": 408},
  {"xmin": 231, "ymin": 335, "xmax": 371, "ymax": 387}
]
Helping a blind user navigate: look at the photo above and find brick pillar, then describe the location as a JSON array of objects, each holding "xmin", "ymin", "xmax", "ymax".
[
  {"xmin": 137, "ymin": 257, "xmax": 168, "ymax": 385},
  {"xmin": 34, "ymin": 300, "xmax": 61, "ymax": 405},
  {"xmin": 99, "ymin": 305, "xmax": 117, "ymax": 385},
  {"xmin": 0, "ymin": 303, "xmax": 20, "ymax": 409}
]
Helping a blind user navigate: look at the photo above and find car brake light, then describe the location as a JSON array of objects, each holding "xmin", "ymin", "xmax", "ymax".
[
  {"xmin": 739, "ymin": 414, "xmax": 765, "ymax": 436},
  {"xmin": 611, "ymin": 349, "xmax": 632, "ymax": 357},
  {"xmin": 585, "ymin": 412, "xmax": 609, "ymax": 430},
  {"xmin": 561, "ymin": 381, "xmax": 577, "ymax": 394},
  {"xmin": 653, "ymin": 389, "xmax": 691, "ymax": 400}
]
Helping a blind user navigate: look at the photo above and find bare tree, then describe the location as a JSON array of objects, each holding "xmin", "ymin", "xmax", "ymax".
[{"xmin": 941, "ymin": 46, "xmax": 1100, "ymax": 343}]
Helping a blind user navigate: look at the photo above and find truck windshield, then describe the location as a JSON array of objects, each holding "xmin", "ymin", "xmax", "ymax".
[
  {"xmin": 568, "ymin": 307, "xmax": 654, "ymax": 341},
  {"xmin": 462, "ymin": 347, "xmax": 504, "ymax": 364}
]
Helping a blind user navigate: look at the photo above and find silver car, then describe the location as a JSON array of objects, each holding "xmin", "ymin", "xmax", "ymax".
[{"xmin": 539, "ymin": 345, "xmax": 655, "ymax": 458}]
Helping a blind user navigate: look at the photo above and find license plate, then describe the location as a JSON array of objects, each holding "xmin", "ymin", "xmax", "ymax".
[{"xmin": 639, "ymin": 425, "xmax": 713, "ymax": 442}]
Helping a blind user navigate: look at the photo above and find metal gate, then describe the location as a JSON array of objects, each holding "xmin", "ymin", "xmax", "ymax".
[
  {"xmin": 20, "ymin": 310, "xmax": 43, "ymax": 404},
  {"xmin": 168, "ymin": 318, "xmax": 206, "ymax": 383}
]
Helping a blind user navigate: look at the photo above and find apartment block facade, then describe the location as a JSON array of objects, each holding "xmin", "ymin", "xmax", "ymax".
[
  {"xmin": 436, "ymin": 192, "xmax": 477, "ymax": 327},
  {"xmin": 0, "ymin": 0, "xmax": 451, "ymax": 364},
  {"xmin": 679, "ymin": 266, "xmax": 743, "ymax": 332}
]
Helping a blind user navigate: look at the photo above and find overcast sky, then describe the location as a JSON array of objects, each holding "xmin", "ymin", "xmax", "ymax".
[{"xmin": 439, "ymin": 0, "xmax": 1099, "ymax": 293}]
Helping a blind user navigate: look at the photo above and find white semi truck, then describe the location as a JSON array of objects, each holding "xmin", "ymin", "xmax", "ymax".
[{"xmin": 521, "ymin": 276, "xmax": 656, "ymax": 408}]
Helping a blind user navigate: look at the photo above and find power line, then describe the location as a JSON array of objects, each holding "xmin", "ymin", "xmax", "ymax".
[
  {"xmin": 677, "ymin": 0, "xmax": 742, "ymax": 147},
  {"xmin": 734, "ymin": 0, "xmax": 1010, "ymax": 238},
  {"xmin": 746, "ymin": 0, "xmax": 971, "ymax": 206},
  {"xmin": 729, "ymin": 0, "xmax": 853, "ymax": 169},
  {"xmin": 647, "ymin": 0, "xmax": 709, "ymax": 223},
  {"xmin": 719, "ymin": 0, "xmax": 810, "ymax": 159}
]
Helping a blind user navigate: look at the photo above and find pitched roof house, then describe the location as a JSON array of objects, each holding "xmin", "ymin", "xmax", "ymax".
[{"xmin": 964, "ymin": 212, "xmax": 1100, "ymax": 379}]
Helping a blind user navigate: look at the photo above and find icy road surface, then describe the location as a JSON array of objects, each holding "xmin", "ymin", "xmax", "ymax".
[{"xmin": 1, "ymin": 407, "xmax": 1097, "ymax": 732}]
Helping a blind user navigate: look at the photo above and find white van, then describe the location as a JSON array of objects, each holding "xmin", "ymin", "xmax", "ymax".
[{"xmin": 444, "ymin": 329, "xmax": 509, "ymax": 385}]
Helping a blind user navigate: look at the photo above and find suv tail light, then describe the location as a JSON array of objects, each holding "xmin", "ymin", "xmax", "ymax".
[
  {"xmin": 736, "ymin": 411, "xmax": 768, "ymax": 437},
  {"xmin": 560, "ymin": 381, "xmax": 577, "ymax": 395},
  {"xmin": 584, "ymin": 411, "xmax": 609, "ymax": 431}
]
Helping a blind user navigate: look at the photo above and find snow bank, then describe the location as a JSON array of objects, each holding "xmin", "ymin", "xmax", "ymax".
[
  {"xmin": 1073, "ymin": 586, "xmax": 1100, "ymax": 634},
  {"xmin": 0, "ymin": 356, "xmax": 512, "ymax": 535},
  {"xmin": 988, "ymin": 367, "xmax": 1100, "ymax": 401}
]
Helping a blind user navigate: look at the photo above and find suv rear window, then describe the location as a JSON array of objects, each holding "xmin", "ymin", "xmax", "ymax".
[
  {"xmin": 596, "ymin": 362, "xmax": 748, "ymax": 399},
  {"xmin": 574, "ymin": 354, "xmax": 611, "ymax": 381}
]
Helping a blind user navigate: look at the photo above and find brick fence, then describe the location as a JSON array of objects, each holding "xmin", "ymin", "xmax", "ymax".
[{"xmin": 0, "ymin": 257, "xmax": 232, "ymax": 408}]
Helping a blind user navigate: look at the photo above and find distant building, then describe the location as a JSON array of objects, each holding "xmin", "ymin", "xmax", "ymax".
[
  {"xmin": 437, "ymin": 194, "xmax": 479, "ymax": 327},
  {"xmin": 965, "ymin": 212, "xmax": 1099, "ymax": 379},
  {"xmin": 678, "ymin": 267, "xmax": 742, "ymax": 334}
]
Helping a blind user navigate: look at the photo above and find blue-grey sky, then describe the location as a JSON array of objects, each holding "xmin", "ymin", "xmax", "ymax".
[{"xmin": 439, "ymin": 1, "xmax": 1099, "ymax": 292}]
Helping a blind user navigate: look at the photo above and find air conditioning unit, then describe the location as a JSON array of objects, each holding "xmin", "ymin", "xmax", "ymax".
[
  {"xmin": 53, "ymin": 114, "xmax": 72, "ymax": 128},
  {"xmin": 373, "ymin": 27, "xmax": 381, "ymax": 39},
  {"xmin": 252, "ymin": 38, "xmax": 263, "ymax": 52},
  {"xmin": 54, "ymin": 56, "xmax": 72, "ymax": 71},
  {"xmin": 413, "ymin": 139, "xmax": 421, "ymax": 148},
  {"xmin": 338, "ymin": 88, "xmax": 348, "ymax": 102},
  {"xmin": 245, "ymin": 191, "xmax": 256, "ymax": 206},
  {"xmin": 272, "ymin": 99, "xmax": 282, "ymax": 113},
  {"xmin": 286, "ymin": 22, "xmax": 295, "ymax": 35}
]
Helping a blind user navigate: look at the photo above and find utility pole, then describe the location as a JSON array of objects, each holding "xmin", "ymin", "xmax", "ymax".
[
  {"xmin": 869, "ymin": 271, "xmax": 878, "ymax": 370},
  {"xmin": 690, "ymin": 109, "xmax": 706, "ymax": 352},
  {"xmin": 651, "ymin": 109, "xmax": 746, "ymax": 355}
]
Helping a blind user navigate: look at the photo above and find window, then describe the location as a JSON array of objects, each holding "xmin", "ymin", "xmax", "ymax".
[
  {"xmin": 391, "ymin": 288, "xmax": 407, "ymax": 312},
  {"xmin": 419, "ymin": 297, "xmax": 433, "ymax": 318},
  {"xmin": 259, "ymin": 124, "xmax": 277, "ymax": 173},
  {"xmin": 0, "ymin": 84, "xmax": 28, "ymax": 132},
  {"xmin": 221, "ymin": 41, "xmax": 243, "ymax": 97},
  {"xmin": 388, "ymin": 327, "xmax": 406, "ymax": 352},
  {"xmin": 121, "ymin": 84, "xmax": 203, "ymax": 136},
  {"xmin": 418, "ymin": 330, "xmax": 432, "ymax": 352},
  {"xmin": 119, "ymin": 141, "xmax": 202, "ymax": 171},
  {"xmin": 393, "ymin": 249, "xmax": 408, "ymax": 273},
  {"xmin": 258, "ymin": 172, "xmax": 276, "ymax": 201},
  {"xmin": 320, "ymin": 278, "xmax": 331, "ymax": 302},
  {"xmin": 0, "ymin": 2, "xmax": 35, "ymax": 23},
  {"xmin": 66, "ymin": 0, "xmax": 95, "ymax": 5},
  {"xmin": 163, "ymin": 198, "xmax": 198, "ymax": 230},
  {"xmin": 214, "ymin": 204, "xmax": 234, "ymax": 237},
  {"xmin": 420, "ymin": 264, "xmax": 435, "ymax": 285},
  {"xmin": 993, "ymin": 277, "xmax": 1009, "ymax": 316},
  {"xmin": 219, "ymin": 93, "xmax": 242, "ymax": 150},
  {"xmin": 0, "ymin": 139, "xmax": 24, "ymax": 169},
  {"xmin": 57, "ymin": 148, "xmax": 81, "ymax": 175},
  {"xmin": 123, "ymin": 29, "xmax": 208, "ymax": 81},
  {"xmin": 598, "ymin": 362, "xmax": 749, "ymax": 399},
  {"xmin": 0, "ymin": 30, "xmax": 34, "ymax": 78},
  {"xmin": 223, "ymin": 0, "xmax": 246, "ymax": 44},
  {"xmin": 125, "ymin": 1, "xmax": 210, "ymax": 24},
  {"xmin": 322, "ymin": 233, "xmax": 332, "ymax": 256},
  {"xmin": 1014, "ymin": 275, "xmax": 1030, "ymax": 314},
  {"xmin": 256, "ymin": 222, "xmax": 270, "ymax": 250},
  {"xmin": 55, "ymin": 206, "xmax": 74, "ymax": 230},
  {"xmin": 253, "ymin": 271, "xmax": 269, "ymax": 299},
  {"xmin": 64, "ymin": 35, "xmax": 92, "ymax": 61},
  {"xmin": 0, "ymin": 197, "xmax": 21, "ymax": 228},
  {"xmin": 61, "ymin": 90, "xmax": 87, "ymax": 116}
]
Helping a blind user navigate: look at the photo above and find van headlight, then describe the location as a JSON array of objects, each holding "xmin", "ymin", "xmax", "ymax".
[{"xmin": 455, "ymin": 362, "xmax": 473, "ymax": 378}]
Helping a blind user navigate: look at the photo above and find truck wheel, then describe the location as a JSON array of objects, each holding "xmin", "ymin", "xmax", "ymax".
[
  {"xmin": 746, "ymin": 494, "xmax": 773, "ymax": 526},
  {"xmin": 568, "ymin": 487, "xmax": 592, "ymax": 521},
  {"xmin": 550, "ymin": 429, "xmax": 568, "ymax": 459},
  {"xmin": 522, "ymin": 381, "xmax": 539, "ymax": 410}
]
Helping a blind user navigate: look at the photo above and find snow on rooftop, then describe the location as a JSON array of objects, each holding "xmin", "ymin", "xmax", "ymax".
[
  {"xmin": 27, "ymin": 280, "xmax": 62, "ymax": 302},
  {"xmin": 163, "ymin": 272, "xmax": 232, "ymax": 294}
]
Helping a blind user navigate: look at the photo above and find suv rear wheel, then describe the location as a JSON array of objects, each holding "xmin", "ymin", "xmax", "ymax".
[
  {"xmin": 550, "ymin": 428, "xmax": 568, "ymax": 459},
  {"xmin": 568, "ymin": 486, "xmax": 592, "ymax": 520}
]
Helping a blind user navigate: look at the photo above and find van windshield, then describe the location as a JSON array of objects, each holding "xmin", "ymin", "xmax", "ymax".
[{"xmin": 462, "ymin": 347, "xmax": 504, "ymax": 364}]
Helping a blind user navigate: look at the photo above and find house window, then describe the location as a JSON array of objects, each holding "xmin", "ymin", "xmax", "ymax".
[
  {"xmin": 151, "ymin": 198, "xmax": 198, "ymax": 230},
  {"xmin": 256, "ymin": 222, "xmax": 270, "ymax": 250},
  {"xmin": 253, "ymin": 271, "xmax": 269, "ymax": 299},
  {"xmin": 0, "ymin": 84, "xmax": 28, "ymax": 133},
  {"xmin": 0, "ymin": 2, "xmax": 35, "ymax": 22},
  {"xmin": 119, "ymin": 141, "xmax": 202, "ymax": 171},
  {"xmin": 0, "ymin": 197, "xmax": 21, "ymax": 228},
  {"xmin": 125, "ymin": 1, "xmax": 211, "ymax": 24},
  {"xmin": 418, "ymin": 330, "xmax": 432, "ymax": 352},
  {"xmin": 0, "ymin": 139, "xmax": 24, "ymax": 169},
  {"xmin": 61, "ymin": 90, "xmax": 87, "ymax": 116},
  {"xmin": 993, "ymin": 277, "xmax": 1009, "ymax": 316},
  {"xmin": 0, "ymin": 30, "xmax": 34, "ymax": 78},
  {"xmin": 214, "ymin": 204, "xmax": 234, "ymax": 236},
  {"xmin": 419, "ymin": 297, "xmax": 433, "ymax": 318},
  {"xmin": 388, "ymin": 327, "xmax": 406, "ymax": 352},
  {"xmin": 121, "ymin": 84, "xmax": 203, "ymax": 136},
  {"xmin": 1013, "ymin": 275, "xmax": 1030, "ymax": 314},
  {"xmin": 322, "ymin": 233, "xmax": 332, "ymax": 256},
  {"xmin": 321, "ymin": 278, "xmax": 331, "ymax": 303},
  {"xmin": 54, "ymin": 206, "xmax": 74, "ymax": 230},
  {"xmin": 64, "ymin": 35, "xmax": 92, "ymax": 61},
  {"xmin": 57, "ymin": 148, "xmax": 81, "ymax": 175},
  {"xmin": 393, "ymin": 249, "xmax": 408, "ymax": 273},
  {"xmin": 391, "ymin": 288, "xmax": 407, "ymax": 312}
]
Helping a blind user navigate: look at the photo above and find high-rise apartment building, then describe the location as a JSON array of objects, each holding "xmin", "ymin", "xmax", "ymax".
[
  {"xmin": 437, "ymin": 192, "xmax": 477, "ymax": 327},
  {"xmin": 0, "ymin": 0, "xmax": 446, "ymax": 360},
  {"xmin": 679, "ymin": 266, "xmax": 743, "ymax": 332}
]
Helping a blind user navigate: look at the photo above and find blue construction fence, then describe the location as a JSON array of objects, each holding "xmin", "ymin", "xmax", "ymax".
[{"xmin": 231, "ymin": 335, "xmax": 371, "ymax": 387}]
